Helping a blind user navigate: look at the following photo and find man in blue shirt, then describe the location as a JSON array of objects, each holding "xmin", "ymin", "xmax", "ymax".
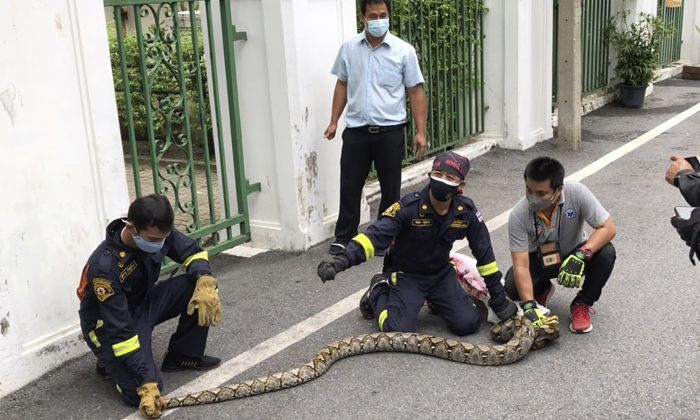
[{"xmin": 324, "ymin": 0, "xmax": 427, "ymax": 256}]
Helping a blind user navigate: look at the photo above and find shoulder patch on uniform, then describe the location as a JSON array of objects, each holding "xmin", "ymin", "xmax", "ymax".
[
  {"xmin": 382, "ymin": 202, "xmax": 401, "ymax": 218},
  {"xmin": 119, "ymin": 261, "xmax": 137, "ymax": 283},
  {"xmin": 412, "ymin": 219, "xmax": 433, "ymax": 226},
  {"xmin": 450, "ymin": 220, "xmax": 469, "ymax": 228},
  {"xmin": 93, "ymin": 278, "xmax": 115, "ymax": 302},
  {"xmin": 475, "ymin": 210, "xmax": 484, "ymax": 222}
]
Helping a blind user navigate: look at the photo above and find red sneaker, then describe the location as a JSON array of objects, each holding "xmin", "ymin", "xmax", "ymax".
[
  {"xmin": 569, "ymin": 303, "xmax": 594, "ymax": 333},
  {"xmin": 534, "ymin": 281, "xmax": 555, "ymax": 307}
]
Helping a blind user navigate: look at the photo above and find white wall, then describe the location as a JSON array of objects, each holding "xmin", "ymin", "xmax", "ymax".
[
  {"xmin": 0, "ymin": 0, "xmax": 128, "ymax": 397},
  {"xmin": 208, "ymin": 0, "xmax": 366, "ymax": 251},
  {"xmin": 482, "ymin": 0, "xmax": 506, "ymax": 141},
  {"xmin": 681, "ymin": 0, "xmax": 700, "ymax": 64}
]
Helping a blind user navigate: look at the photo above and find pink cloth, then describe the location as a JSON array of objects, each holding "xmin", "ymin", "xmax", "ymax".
[{"xmin": 449, "ymin": 252, "xmax": 490, "ymax": 304}]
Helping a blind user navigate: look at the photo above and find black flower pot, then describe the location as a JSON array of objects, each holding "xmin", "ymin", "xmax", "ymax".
[{"xmin": 618, "ymin": 84, "xmax": 647, "ymax": 109}]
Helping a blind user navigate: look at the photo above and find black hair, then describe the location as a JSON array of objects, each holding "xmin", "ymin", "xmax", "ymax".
[
  {"xmin": 127, "ymin": 194, "xmax": 174, "ymax": 233},
  {"xmin": 524, "ymin": 156, "xmax": 565, "ymax": 190},
  {"xmin": 360, "ymin": 0, "xmax": 391, "ymax": 16}
]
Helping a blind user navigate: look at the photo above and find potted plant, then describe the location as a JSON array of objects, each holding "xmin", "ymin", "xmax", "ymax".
[
  {"xmin": 681, "ymin": 25, "xmax": 700, "ymax": 80},
  {"xmin": 605, "ymin": 10, "xmax": 675, "ymax": 108}
]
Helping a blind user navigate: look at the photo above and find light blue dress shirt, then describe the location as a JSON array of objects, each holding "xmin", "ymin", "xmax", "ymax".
[{"xmin": 331, "ymin": 31, "xmax": 424, "ymax": 128}]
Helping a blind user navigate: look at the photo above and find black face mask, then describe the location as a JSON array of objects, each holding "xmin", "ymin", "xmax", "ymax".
[{"xmin": 429, "ymin": 176, "xmax": 460, "ymax": 202}]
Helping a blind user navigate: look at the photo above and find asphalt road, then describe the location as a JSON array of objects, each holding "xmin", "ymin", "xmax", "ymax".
[{"xmin": 2, "ymin": 77, "xmax": 700, "ymax": 420}]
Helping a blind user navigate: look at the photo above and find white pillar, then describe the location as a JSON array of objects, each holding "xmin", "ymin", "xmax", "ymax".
[
  {"xmin": 481, "ymin": 0, "xmax": 506, "ymax": 141},
  {"xmin": 0, "ymin": 0, "xmax": 128, "ymax": 397},
  {"xmin": 214, "ymin": 0, "xmax": 365, "ymax": 251},
  {"xmin": 681, "ymin": 0, "xmax": 700, "ymax": 64},
  {"xmin": 490, "ymin": 0, "xmax": 554, "ymax": 151}
]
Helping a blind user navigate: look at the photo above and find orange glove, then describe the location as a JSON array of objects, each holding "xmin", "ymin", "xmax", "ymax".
[
  {"xmin": 187, "ymin": 274, "xmax": 222, "ymax": 327},
  {"xmin": 136, "ymin": 382, "xmax": 166, "ymax": 419}
]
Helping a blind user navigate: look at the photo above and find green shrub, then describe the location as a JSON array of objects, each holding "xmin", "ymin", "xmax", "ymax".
[{"xmin": 605, "ymin": 10, "xmax": 675, "ymax": 86}]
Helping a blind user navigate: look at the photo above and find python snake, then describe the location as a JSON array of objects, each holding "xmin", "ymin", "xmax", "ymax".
[{"xmin": 161, "ymin": 315, "xmax": 559, "ymax": 411}]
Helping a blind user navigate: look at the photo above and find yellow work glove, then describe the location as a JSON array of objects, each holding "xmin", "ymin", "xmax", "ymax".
[
  {"xmin": 187, "ymin": 274, "xmax": 222, "ymax": 327},
  {"xmin": 137, "ymin": 382, "xmax": 166, "ymax": 419},
  {"xmin": 521, "ymin": 300, "xmax": 547, "ymax": 328}
]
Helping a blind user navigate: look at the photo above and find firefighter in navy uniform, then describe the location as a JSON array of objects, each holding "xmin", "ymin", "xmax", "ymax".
[
  {"xmin": 76, "ymin": 194, "xmax": 222, "ymax": 419},
  {"xmin": 317, "ymin": 152, "xmax": 517, "ymax": 335}
]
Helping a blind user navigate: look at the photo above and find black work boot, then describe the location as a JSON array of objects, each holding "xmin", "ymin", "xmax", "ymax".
[
  {"xmin": 96, "ymin": 360, "xmax": 110, "ymax": 379},
  {"xmin": 359, "ymin": 273, "xmax": 389, "ymax": 319},
  {"xmin": 161, "ymin": 350, "xmax": 221, "ymax": 372}
]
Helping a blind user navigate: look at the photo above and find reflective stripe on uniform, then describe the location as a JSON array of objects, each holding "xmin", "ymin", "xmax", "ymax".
[
  {"xmin": 477, "ymin": 261, "xmax": 499, "ymax": 277},
  {"xmin": 352, "ymin": 233, "xmax": 375, "ymax": 261},
  {"xmin": 112, "ymin": 335, "xmax": 140, "ymax": 357},
  {"xmin": 391, "ymin": 273, "xmax": 398, "ymax": 285},
  {"xmin": 88, "ymin": 319, "xmax": 104, "ymax": 348},
  {"xmin": 116, "ymin": 384, "xmax": 122, "ymax": 393},
  {"xmin": 378, "ymin": 309, "xmax": 388, "ymax": 331},
  {"xmin": 183, "ymin": 251, "xmax": 208, "ymax": 268}
]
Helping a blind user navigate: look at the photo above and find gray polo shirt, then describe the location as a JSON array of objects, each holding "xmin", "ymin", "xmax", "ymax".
[{"xmin": 508, "ymin": 181, "xmax": 610, "ymax": 256}]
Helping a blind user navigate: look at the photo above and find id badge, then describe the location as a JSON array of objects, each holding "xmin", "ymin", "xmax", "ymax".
[{"xmin": 537, "ymin": 242, "xmax": 561, "ymax": 268}]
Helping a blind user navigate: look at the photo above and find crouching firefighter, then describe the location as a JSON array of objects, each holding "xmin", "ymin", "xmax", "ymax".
[
  {"xmin": 317, "ymin": 152, "xmax": 518, "ymax": 335},
  {"xmin": 76, "ymin": 194, "xmax": 222, "ymax": 419}
]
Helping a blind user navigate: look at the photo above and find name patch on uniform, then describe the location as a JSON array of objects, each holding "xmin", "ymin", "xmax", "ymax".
[
  {"xmin": 119, "ymin": 261, "xmax": 137, "ymax": 283},
  {"xmin": 382, "ymin": 202, "xmax": 401, "ymax": 218},
  {"xmin": 412, "ymin": 219, "xmax": 433, "ymax": 226},
  {"xmin": 450, "ymin": 220, "xmax": 469, "ymax": 228},
  {"xmin": 93, "ymin": 278, "xmax": 114, "ymax": 302}
]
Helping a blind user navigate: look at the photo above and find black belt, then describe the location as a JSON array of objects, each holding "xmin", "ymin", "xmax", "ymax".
[{"xmin": 348, "ymin": 123, "xmax": 406, "ymax": 134}]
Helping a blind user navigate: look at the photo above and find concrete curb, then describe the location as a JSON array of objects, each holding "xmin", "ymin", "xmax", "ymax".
[
  {"xmin": 552, "ymin": 61, "xmax": 687, "ymax": 128},
  {"xmin": 362, "ymin": 137, "xmax": 500, "ymax": 203}
]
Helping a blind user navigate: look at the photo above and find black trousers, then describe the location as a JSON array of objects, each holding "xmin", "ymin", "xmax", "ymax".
[
  {"xmin": 504, "ymin": 242, "xmax": 616, "ymax": 307},
  {"xmin": 335, "ymin": 126, "xmax": 405, "ymax": 242},
  {"xmin": 369, "ymin": 264, "xmax": 481, "ymax": 336},
  {"xmin": 84, "ymin": 274, "xmax": 209, "ymax": 406}
]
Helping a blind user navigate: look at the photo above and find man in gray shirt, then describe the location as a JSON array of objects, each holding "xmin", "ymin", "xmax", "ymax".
[
  {"xmin": 324, "ymin": 0, "xmax": 427, "ymax": 256},
  {"xmin": 506, "ymin": 157, "xmax": 617, "ymax": 334}
]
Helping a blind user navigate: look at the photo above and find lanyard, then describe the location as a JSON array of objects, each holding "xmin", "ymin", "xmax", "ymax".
[{"xmin": 533, "ymin": 203, "xmax": 563, "ymax": 244}]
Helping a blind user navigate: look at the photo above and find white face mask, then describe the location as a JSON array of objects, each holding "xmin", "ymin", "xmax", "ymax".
[{"xmin": 365, "ymin": 18, "xmax": 390, "ymax": 37}]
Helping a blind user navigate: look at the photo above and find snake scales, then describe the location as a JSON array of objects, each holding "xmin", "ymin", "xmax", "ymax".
[{"xmin": 161, "ymin": 315, "xmax": 559, "ymax": 411}]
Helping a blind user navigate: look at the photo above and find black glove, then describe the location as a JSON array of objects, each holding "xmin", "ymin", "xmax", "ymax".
[
  {"xmin": 488, "ymin": 293, "xmax": 518, "ymax": 322},
  {"xmin": 317, "ymin": 254, "xmax": 350, "ymax": 283},
  {"xmin": 521, "ymin": 300, "xmax": 547, "ymax": 328},
  {"xmin": 671, "ymin": 208, "xmax": 700, "ymax": 265}
]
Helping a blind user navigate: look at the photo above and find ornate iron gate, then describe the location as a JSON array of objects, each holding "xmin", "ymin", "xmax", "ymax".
[
  {"xmin": 657, "ymin": 0, "xmax": 685, "ymax": 65},
  {"xmin": 105, "ymin": 0, "xmax": 258, "ymax": 266}
]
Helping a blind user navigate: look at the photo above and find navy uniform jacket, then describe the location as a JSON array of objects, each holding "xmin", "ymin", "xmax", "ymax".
[
  {"xmin": 76, "ymin": 219, "xmax": 211, "ymax": 384},
  {"xmin": 677, "ymin": 169, "xmax": 700, "ymax": 206},
  {"xmin": 341, "ymin": 185, "xmax": 505, "ymax": 296}
]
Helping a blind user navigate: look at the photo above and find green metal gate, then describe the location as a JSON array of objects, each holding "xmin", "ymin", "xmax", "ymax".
[
  {"xmin": 105, "ymin": 0, "xmax": 258, "ymax": 264},
  {"xmin": 358, "ymin": 0, "xmax": 486, "ymax": 175},
  {"xmin": 657, "ymin": 0, "xmax": 685, "ymax": 65},
  {"xmin": 553, "ymin": 0, "xmax": 611, "ymax": 106}
]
